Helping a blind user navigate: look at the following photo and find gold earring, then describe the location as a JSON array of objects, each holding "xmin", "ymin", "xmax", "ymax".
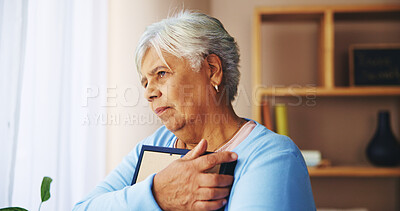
[{"xmin": 214, "ymin": 85, "xmax": 219, "ymax": 93}]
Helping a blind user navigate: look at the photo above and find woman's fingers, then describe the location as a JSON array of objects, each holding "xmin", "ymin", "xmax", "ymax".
[
  {"xmin": 182, "ymin": 139, "xmax": 207, "ymax": 160},
  {"xmin": 197, "ymin": 173, "xmax": 234, "ymax": 188},
  {"xmin": 192, "ymin": 198, "xmax": 227, "ymax": 211},
  {"xmin": 182, "ymin": 141, "xmax": 238, "ymax": 173},
  {"xmin": 153, "ymin": 142, "xmax": 236, "ymax": 211},
  {"xmin": 154, "ymin": 139, "xmax": 235, "ymax": 210},
  {"xmin": 195, "ymin": 187, "xmax": 231, "ymax": 201},
  {"xmin": 194, "ymin": 151, "xmax": 238, "ymax": 171}
]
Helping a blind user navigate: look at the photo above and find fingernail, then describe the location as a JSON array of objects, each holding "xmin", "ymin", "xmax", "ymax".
[
  {"xmin": 222, "ymin": 199, "xmax": 227, "ymax": 205},
  {"xmin": 231, "ymin": 153, "xmax": 238, "ymax": 160}
]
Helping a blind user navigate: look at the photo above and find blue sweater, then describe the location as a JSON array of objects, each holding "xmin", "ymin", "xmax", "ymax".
[{"xmin": 73, "ymin": 120, "xmax": 316, "ymax": 210}]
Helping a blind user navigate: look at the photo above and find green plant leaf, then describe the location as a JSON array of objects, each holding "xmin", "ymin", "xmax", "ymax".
[
  {"xmin": 40, "ymin": 176, "xmax": 52, "ymax": 202},
  {"xmin": 0, "ymin": 207, "xmax": 28, "ymax": 211}
]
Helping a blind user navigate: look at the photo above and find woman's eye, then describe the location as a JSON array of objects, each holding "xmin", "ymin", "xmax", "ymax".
[{"xmin": 158, "ymin": 71, "xmax": 166, "ymax": 78}]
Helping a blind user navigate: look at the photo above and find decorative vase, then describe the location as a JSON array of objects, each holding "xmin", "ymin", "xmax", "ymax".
[{"xmin": 366, "ymin": 111, "xmax": 400, "ymax": 166}]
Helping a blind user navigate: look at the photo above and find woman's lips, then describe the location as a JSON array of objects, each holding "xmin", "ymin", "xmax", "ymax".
[{"xmin": 154, "ymin": 107, "xmax": 170, "ymax": 116}]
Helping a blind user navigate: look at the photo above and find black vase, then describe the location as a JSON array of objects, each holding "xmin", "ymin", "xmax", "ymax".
[{"xmin": 366, "ymin": 111, "xmax": 400, "ymax": 166}]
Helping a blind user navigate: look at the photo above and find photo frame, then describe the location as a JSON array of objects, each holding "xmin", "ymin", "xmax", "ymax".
[
  {"xmin": 131, "ymin": 145, "xmax": 237, "ymax": 185},
  {"xmin": 349, "ymin": 43, "xmax": 400, "ymax": 86}
]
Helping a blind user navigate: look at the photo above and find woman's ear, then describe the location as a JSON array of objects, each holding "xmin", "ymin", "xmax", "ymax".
[{"xmin": 206, "ymin": 54, "xmax": 223, "ymax": 86}]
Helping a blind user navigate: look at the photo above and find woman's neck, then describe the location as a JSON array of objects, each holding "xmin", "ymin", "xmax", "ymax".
[{"xmin": 174, "ymin": 104, "xmax": 245, "ymax": 151}]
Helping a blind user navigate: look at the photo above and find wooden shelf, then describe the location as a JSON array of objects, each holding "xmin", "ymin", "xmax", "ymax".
[
  {"xmin": 308, "ymin": 166, "xmax": 400, "ymax": 177},
  {"xmin": 257, "ymin": 86, "xmax": 400, "ymax": 97},
  {"xmin": 252, "ymin": 4, "xmax": 400, "ymax": 122}
]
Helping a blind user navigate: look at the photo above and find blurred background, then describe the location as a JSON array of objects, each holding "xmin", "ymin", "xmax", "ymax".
[{"xmin": 1, "ymin": 0, "xmax": 399, "ymax": 210}]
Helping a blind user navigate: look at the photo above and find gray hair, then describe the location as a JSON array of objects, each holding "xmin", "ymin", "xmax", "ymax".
[{"xmin": 135, "ymin": 10, "xmax": 240, "ymax": 102}]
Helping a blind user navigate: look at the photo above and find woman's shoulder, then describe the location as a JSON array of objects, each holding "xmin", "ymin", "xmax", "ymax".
[
  {"xmin": 236, "ymin": 119, "xmax": 303, "ymax": 161},
  {"xmin": 233, "ymin": 120, "xmax": 309, "ymax": 179}
]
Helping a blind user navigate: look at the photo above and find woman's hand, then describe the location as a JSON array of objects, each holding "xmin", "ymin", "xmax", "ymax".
[{"xmin": 152, "ymin": 139, "xmax": 238, "ymax": 211}]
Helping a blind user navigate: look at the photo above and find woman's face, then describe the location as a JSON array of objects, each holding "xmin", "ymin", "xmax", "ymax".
[{"xmin": 140, "ymin": 48, "xmax": 213, "ymax": 132}]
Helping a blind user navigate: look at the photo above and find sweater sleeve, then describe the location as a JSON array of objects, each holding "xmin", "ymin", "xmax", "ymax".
[
  {"xmin": 72, "ymin": 141, "xmax": 162, "ymax": 211},
  {"xmin": 227, "ymin": 137, "xmax": 316, "ymax": 211}
]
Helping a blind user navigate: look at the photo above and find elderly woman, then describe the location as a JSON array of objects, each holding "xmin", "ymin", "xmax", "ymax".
[{"xmin": 74, "ymin": 11, "xmax": 315, "ymax": 210}]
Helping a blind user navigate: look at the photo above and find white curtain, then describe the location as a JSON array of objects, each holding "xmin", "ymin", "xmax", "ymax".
[
  {"xmin": 0, "ymin": 0, "xmax": 28, "ymax": 206},
  {"xmin": 0, "ymin": 0, "xmax": 108, "ymax": 210}
]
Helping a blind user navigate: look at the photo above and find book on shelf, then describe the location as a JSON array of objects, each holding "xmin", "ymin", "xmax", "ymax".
[
  {"xmin": 262, "ymin": 99, "xmax": 274, "ymax": 131},
  {"xmin": 275, "ymin": 103, "xmax": 289, "ymax": 136}
]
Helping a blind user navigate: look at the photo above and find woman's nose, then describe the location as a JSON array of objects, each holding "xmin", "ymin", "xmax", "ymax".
[{"xmin": 144, "ymin": 82, "xmax": 161, "ymax": 102}]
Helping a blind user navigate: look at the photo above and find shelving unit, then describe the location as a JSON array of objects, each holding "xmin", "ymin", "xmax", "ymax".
[
  {"xmin": 252, "ymin": 4, "xmax": 400, "ymax": 210},
  {"xmin": 253, "ymin": 4, "xmax": 400, "ymax": 121}
]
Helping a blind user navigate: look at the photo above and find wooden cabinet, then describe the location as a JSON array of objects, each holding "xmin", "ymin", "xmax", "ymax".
[{"xmin": 252, "ymin": 5, "xmax": 400, "ymax": 210}]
